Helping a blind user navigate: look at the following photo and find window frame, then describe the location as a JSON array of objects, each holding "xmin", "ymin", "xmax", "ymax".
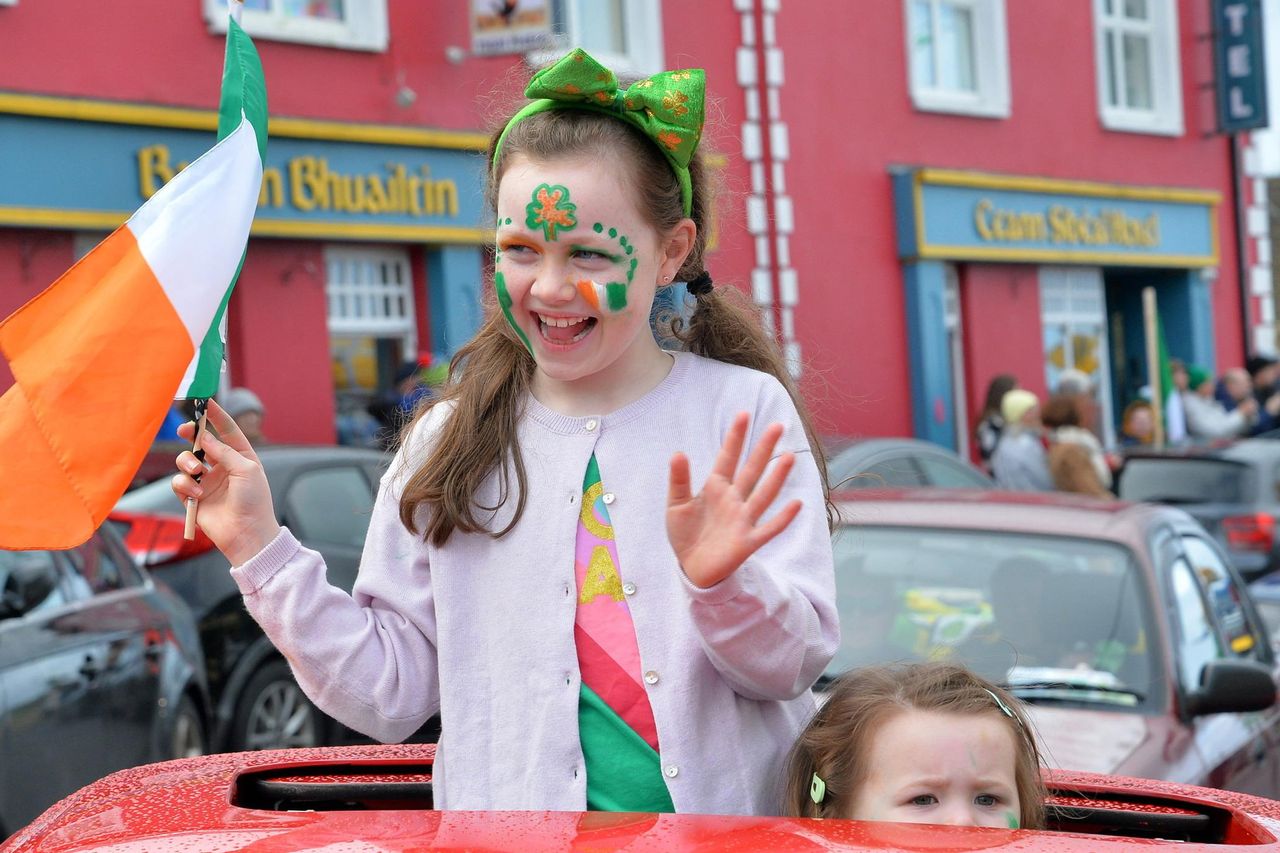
[
  {"xmin": 904, "ymin": 0, "xmax": 1011, "ymax": 119},
  {"xmin": 1092, "ymin": 0, "xmax": 1185, "ymax": 136},
  {"xmin": 529, "ymin": 0, "xmax": 665, "ymax": 77},
  {"xmin": 202, "ymin": 0, "xmax": 389, "ymax": 52}
]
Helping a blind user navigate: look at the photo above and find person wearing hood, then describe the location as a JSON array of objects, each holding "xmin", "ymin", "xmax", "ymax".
[
  {"xmin": 990, "ymin": 389, "xmax": 1052, "ymax": 492},
  {"xmin": 1182, "ymin": 364, "xmax": 1255, "ymax": 441}
]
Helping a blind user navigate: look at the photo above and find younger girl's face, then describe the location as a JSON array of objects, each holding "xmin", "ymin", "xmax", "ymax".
[
  {"xmin": 494, "ymin": 154, "xmax": 679, "ymax": 392},
  {"xmin": 848, "ymin": 709, "xmax": 1022, "ymax": 830}
]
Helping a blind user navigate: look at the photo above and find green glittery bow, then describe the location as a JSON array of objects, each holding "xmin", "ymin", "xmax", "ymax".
[{"xmin": 493, "ymin": 48, "xmax": 705, "ymax": 216}]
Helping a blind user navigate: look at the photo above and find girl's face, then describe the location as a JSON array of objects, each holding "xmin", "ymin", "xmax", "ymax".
[
  {"xmin": 494, "ymin": 154, "xmax": 688, "ymax": 400},
  {"xmin": 848, "ymin": 709, "xmax": 1022, "ymax": 830}
]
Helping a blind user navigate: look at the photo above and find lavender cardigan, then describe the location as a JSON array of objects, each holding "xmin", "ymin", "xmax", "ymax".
[{"xmin": 231, "ymin": 351, "xmax": 839, "ymax": 814}]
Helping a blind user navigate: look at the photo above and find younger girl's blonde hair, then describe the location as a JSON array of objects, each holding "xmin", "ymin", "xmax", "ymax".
[{"xmin": 783, "ymin": 662, "xmax": 1047, "ymax": 829}]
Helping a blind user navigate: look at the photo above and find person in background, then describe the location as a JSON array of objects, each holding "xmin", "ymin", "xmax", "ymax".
[
  {"xmin": 1055, "ymin": 368, "xmax": 1100, "ymax": 434},
  {"xmin": 1182, "ymin": 364, "xmax": 1255, "ymax": 441},
  {"xmin": 974, "ymin": 374, "xmax": 1017, "ymax": 475},
  {"xmin": 1041, "ymin": 393, "xmax": 1111, "ymax": 498},
  {"xmin": 1245, "ymin": 355, "xmax": 1280, "ymax": 436},
  {"xmin": 220, "ymin": 387, "xmax": 267, "ymax": 446},
  {"xmin": 1165, "ymin": 359, "xmax": 1189, "ymax": 445},
  {"xmin": 1119, "ymin": 400, "xmax": 1155, "ymax": 448},
  {"xmin": 1215, "ymin": 367, "xmax": 1253, "ymax": 413},
  {"xmin": 990, "ymin": 389, "xmax": 1052, "ymax": 492}
]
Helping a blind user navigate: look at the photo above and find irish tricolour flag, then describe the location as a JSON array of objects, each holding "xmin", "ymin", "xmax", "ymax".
[{"xmin": 0, "ymin": 7, "xmax": 267, "ymax": 549}]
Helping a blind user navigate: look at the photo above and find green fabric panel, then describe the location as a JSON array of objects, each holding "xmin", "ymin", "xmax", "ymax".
[
  {"xmin": 579, "ymin": 683, "xmax": 674, "ymax": 813},
  {"xmin": 189, "ymin": 16, "xmax": 268, "ymax": 398}
]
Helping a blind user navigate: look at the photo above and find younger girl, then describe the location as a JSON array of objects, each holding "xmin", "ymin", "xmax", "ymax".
[
  {"xmin": 171, "ymin": 48, "xmax": 838, "ymax": 816},
  {"xmin": 784, "ymin": 663, "xmax": 1046, "ymax": 829}
]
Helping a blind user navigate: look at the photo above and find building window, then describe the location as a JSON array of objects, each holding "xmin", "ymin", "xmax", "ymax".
[
  {"xmin": 1039, "ymin": 266, "xmax": 1117, "ymax": 447},
  {"xmin": 1093, "ymin": 0, "xmax": 1183, "ymax": 135},
  {"xmin": 532, "ymin": 0, "xmax": 663, "ymax": 75},
  {"xmin": 203, "ymin": 0, "xmax": 388, "ymax": 52},
  {"xmin": 905, "ymin": 0, "xmax": 1010, "ymax": 118},
  {"xmin": 326, "ymin": 246, "xmax": 417, "ymax": 446}
]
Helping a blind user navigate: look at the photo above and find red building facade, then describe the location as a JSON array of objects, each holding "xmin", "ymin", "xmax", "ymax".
[{"xmin": 0, "ymin": 1, "xmax": 1265, "ymax": 451}]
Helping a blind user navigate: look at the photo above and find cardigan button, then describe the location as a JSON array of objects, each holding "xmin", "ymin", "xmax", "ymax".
[
  {"xmin": 665, "ymin": 765, "xmax": 679, "ymax": 778},
  {"xmin": 602, "ymin": 492, "xmax": 616, "ymax": 505},
  {"xmin": 622, "ymin": 582, "xmax": 636, "ymax": 596},
  {"xmin": 584, "ymin": 419, "xmax": 598, "ymax": 432},
  {"xmin": 644, "ymin": 670, "xmax": 659, "ymax": 685}
]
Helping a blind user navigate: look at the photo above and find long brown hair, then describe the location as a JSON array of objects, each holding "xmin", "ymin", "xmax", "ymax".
[
  {"xmin": 783, "ymin": 663, "xmax": 1047, "ymax": 829},
  {"xmin": 399, "ymin": 103, "xmax": 830, "ymax": 545}
]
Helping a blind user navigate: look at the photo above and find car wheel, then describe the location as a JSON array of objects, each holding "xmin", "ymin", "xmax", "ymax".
[
  {"xmin": 169, "ymin": 694, "xmax": 207, "ymax": 760},
  {"xmin": 232, "ymin": 658, "xmax": 322, "ymax": 751}
]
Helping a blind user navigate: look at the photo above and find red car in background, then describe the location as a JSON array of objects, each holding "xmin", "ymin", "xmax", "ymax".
[
  {"xmin": 832, "ymin": 489, "xmax": 1280, "ymax": 795},
  {"xmin": 4, "ymin": 744, "xmax": 1280, "ymax": 851}
]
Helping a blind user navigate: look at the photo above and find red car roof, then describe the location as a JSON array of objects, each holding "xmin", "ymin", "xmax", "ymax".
[
  {"xmin": 834, "ymin": 488, "xmax": 1167, "ymax": 545},
  {"xmin": 4, "ymin": 745, "xmax": 1280, "ymax": 851}
]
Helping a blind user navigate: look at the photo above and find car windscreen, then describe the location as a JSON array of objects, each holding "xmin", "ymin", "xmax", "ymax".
[
  {"xmin": 831, "ymin": 525, "xmax": 1162, "ymax": 712},
  {"xmin": 1118, "ymin": 457, "xmax": 1249, "ymax": 505}
]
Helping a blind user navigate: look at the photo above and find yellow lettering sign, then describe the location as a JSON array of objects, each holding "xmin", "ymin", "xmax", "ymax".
[
  {"xmin": 974, "ymin": 199, "xmax": 1162, "ymax": 251},
  {"xmin": 135, "ymin": 146, "xmax": 463, "ymax": 220}
]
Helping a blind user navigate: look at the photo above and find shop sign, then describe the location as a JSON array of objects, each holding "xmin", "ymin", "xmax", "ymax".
[
  {"xmin": 892, "ymin": 169, "xmax": 1220, "ymax": 268},
  {"xmin": 470, "ymin": 0, "xmax": 555, "ymax": 57},
  {"xmin": 0, "ymin": 94, "xmax": 489, "ymax": 243},
  {"xmin": 1214, "ymin": 0, "xmax": 1269, "ymax": 133}
]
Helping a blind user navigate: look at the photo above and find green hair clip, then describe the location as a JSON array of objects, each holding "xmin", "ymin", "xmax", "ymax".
[
  {"xmin": 492, "ymin": 48, "xmax": 705, "ymax": 217},
  {"xmin": 810, "ymin": 772, "xmax": 827, "ymax": 805}
]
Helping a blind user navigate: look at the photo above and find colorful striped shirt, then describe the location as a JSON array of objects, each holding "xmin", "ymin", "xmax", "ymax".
[{"xmin": 575, "ymin": 454, "xmax": 674, "ymax": 811}]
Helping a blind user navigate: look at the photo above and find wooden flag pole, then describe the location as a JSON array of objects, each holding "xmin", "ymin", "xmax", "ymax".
[
  {"xmin": 183, "ymin": 402, "xmax": 209, "ymax": 540},
  {"xmin": 1142, "ymin": 286, "xmax": 1165, "ymax": 450}
]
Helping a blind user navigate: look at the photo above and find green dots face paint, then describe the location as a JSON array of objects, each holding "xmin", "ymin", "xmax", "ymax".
[
  {"xmin": 607, "ymin": 227, "xmax": 617, "ymax": 238},
  {"xmin": 592, "ymin": 222, "xmax": 604, "ymax": 233},
  {"xmin": 495, "ymin": 271, "xmax": 533, "ymax": 355},
  {"xmin": 525, "ymin": 183, "xmax": 577, "ymax": 241}
]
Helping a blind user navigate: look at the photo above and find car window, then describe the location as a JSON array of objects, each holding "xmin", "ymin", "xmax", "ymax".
[
  {"xmin": 62, "ymin": 534, "xmax": 133, "ymax": 595},
  {"xmin": 283, "ymin": 466, "xmax": 374, "ymax": 548},
  {"xmin": 916, "ymin": 455, "xmax": 991, "ymax": 488},
  {"xmin": 838, "ymin": 458, "xmax": 926, "ymax": 489},
  {"xmin": 1119, "ymin": 458, "xmax": 1248, "ymax": 504},
  {"xmin": 1181, "ymin": 536, "xmax": 1263, "ymax": 661},
  {"xmin": 1169, "ymin": 556, "xmax": 1224, "ymax": 688},
  {"xmin": 831, "ymin": 526, "xmax": 1159, "ymax": 711},
  {"xmin": 0, "ymin": 550, "xmax": 68, "ymax": 619}
]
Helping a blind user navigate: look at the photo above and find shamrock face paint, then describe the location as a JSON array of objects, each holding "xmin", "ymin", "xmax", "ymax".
[
  {"xmin": 526, "ymin": 184, "xmax": 577, "ymax": 240},
  {"xmin": 493, "ymin": 154, "xmax": 674, "ymax": 396}
]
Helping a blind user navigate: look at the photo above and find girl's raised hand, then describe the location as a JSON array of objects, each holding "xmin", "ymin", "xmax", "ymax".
[
  {"xmin": 171, "ymin": 399, "xmax": 281, "ymax": 567},
  {"xmin": 666, "ymin": 412, "xmax": 803, "ymax": 589}
]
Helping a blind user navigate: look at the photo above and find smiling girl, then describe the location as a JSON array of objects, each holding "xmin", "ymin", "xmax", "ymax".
[{"xmin": 170, "ymin": 48, "xmax": 838, "ymax": 815}]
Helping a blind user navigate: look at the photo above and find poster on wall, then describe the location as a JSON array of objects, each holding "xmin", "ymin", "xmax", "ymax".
[{"xmin": 470, "ymin": 0, "xmax": 556, "ymax": 57}]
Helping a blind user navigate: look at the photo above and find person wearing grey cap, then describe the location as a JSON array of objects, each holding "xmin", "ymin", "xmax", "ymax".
[{"xmin": 220, "ymin": 387, "xmax": 267, "ymax": 446}]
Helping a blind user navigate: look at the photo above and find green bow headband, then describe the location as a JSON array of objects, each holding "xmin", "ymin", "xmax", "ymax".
[{"xmin": 493, "ymin": 48, "xmax": 705, "ymax": 216}]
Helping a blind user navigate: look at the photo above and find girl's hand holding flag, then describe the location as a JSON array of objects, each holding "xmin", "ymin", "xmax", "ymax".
[{"xmin": 172, "ymin": 400, "xmax": 281, "ymax": 567}]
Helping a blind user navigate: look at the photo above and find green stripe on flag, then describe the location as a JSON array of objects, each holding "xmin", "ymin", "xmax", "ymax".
[{"xmin": 185, "ymin": 15, "xmax": 267, "ymax": 399}]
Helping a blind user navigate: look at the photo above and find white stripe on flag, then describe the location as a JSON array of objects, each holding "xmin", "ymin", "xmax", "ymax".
[{"xmin": 128, "ymin": 114, "xmax": 262, "ymax": 362}]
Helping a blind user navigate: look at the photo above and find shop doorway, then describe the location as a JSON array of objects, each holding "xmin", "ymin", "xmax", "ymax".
[{"xmin": 1103, "ymin": 268, "xmax": 1204, "ymax": 441}]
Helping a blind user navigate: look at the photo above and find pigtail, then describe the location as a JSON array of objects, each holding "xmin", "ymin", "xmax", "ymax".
[{"xmin": 670, "ymin": 286, "xmax": 835, "ymax": 530}]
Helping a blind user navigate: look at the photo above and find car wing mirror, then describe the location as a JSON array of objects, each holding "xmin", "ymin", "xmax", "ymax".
[{"xmin": 1186, "ymin": 659, "xmax": 1277, "ymax": 716}]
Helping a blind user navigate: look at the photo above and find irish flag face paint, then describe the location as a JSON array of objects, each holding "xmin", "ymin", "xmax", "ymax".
[{"xmin": 576, "ymin": 279, "xmax": 630, "ymax": 314}]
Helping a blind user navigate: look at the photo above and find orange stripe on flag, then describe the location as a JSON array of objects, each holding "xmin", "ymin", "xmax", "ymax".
[
  {"xmin": 0, "ymin": 226, "xmax": 193, "ymax": 549},
  {"xmin": 576, "ymin": 279, "xmax": 601, "ymax": 312}
]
